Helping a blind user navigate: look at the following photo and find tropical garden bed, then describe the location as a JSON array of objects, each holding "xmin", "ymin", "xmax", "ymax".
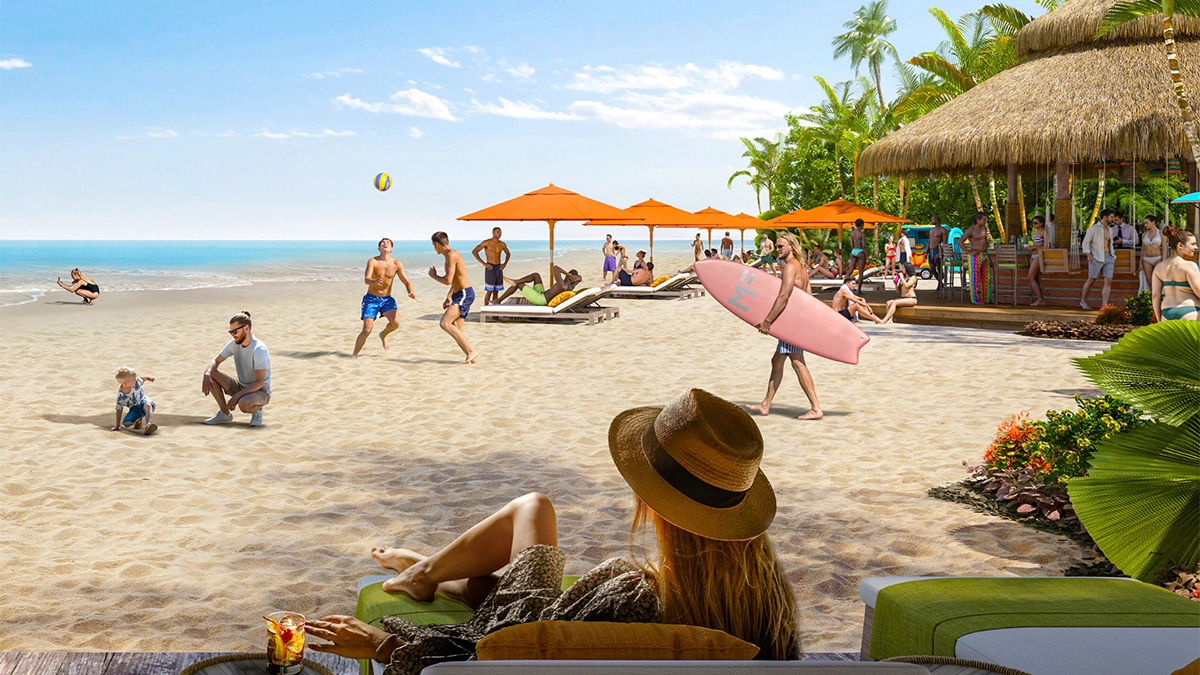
[
  {"xmin": 931, "ymin": 321, "xmax": 1200, "ymax": 600},
  {"xmin": 1018, "ymin": 291, "xmax": 1155, "ymax": 342}
]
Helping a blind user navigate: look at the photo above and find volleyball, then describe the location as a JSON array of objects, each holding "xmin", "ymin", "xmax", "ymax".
[{"xmin": 374, "ymin": 173, "xmax": 392, "ymax": 191}]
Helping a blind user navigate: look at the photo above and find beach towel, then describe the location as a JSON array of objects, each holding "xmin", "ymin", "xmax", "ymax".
[{"xmin": 969, "ymin": 253, "xmax": 992, "ymax": 304}]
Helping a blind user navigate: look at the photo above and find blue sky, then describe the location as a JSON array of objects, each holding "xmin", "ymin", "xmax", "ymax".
[{"xmin": 1, "ymin": 0, "xmax": 1044, "ymax": 241}]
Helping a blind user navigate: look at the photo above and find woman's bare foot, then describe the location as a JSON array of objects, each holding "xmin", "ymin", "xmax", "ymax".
[
  {"xmin": 371, "ymin": 547, "xmax": 424, "ymax": 574},
  {"xmin": 797, "ymin": 408, "xmax": 824, "ymax": 420},
  {"xmin": 372, "ymin": 547, "xmax": 439, "ymax": 600},
  {"xmin": 463, "ymin": 352, "xmax": 479, "ymax": 365},
  {"xmin": 744, "ymin": 402, "xmax": 769, "ymax": 416}
]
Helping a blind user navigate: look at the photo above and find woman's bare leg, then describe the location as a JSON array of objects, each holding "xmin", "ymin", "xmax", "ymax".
[
  {"xmin": 1027, "ymin": 266, "xmax": 1043, "ymax": 305},
  {"xmin": 882, "ymin": 297, "xmax": 917, "ymax": 323},
  {"xmin": 377, "ymin": 493, "xmax": 557, "ymax": 604}
]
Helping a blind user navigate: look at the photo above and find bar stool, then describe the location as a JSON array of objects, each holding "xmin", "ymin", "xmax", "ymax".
[
  {"xmin": 940, "ymin": 244, "xmax": 967, "ymax": 302},
  {"xmin": 992, "ymin": 244, "xmax": 1025, "ymax": 305}
]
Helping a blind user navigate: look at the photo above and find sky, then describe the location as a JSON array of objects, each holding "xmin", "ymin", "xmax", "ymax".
[{"xmin": 0, "ymin": 0, "xmax": 1045, "ymax": 241}]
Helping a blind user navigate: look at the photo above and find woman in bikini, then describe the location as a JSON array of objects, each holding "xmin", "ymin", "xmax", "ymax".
[
  {"xmin": 1140, "ymin": 215, "xmax": 1163, "ymax": 291},
  {"xmin": 881, "ymin": 269, "xmax": 918, "ymax": 323},
  {"xmin": 1026, "ymin": 216, "xmax": 1047, "ymax": 306},
  {"xmin": 1152, "ymin": 226, "xmax": 1200, "ymax": 322},
  {"xmin": 57, "ymin": 268, "xmax": 100, "ymax": 304}
]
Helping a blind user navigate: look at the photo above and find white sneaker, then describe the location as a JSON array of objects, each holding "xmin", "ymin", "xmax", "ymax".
[
  {"xmin": 249, "ymin": 410, "xmax": 263, "ymax": 427},
  {"xmin": 204, "ymin": 411, "xmax": 234, "ymax": 425}
]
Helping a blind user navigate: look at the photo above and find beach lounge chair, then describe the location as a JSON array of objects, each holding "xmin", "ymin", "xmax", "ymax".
[
  {"xmin": 858, "ymin": 576, "xmax": 1200, "ymax": 675},
  {"xmin": 355, "ymin": 576, "xmax": 937, "ymax": 674},
  {"xmin": 606, "ymin": 273, "xmax": 706, "ymax": 300},
  {"xmin": 476, "ymin": 287, "xmax": 618, "ymax": 325}
]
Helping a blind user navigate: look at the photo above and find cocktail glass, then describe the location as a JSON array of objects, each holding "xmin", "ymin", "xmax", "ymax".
[{"xmin": 265, "ymin": 611, "xmax": 306, "ymax": 675}]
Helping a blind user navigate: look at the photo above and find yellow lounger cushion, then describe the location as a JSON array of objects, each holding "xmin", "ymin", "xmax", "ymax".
[
  {"xmin": 476, "ymin": 620, "xmax": 759, "ymax": 661},
  {"xmin": 650, "ymin": 275, "xmax": 672, "ymax": 287},
  {"xmin": 547, "ymin": 291, "xmax": 576, "ymax": 307}
]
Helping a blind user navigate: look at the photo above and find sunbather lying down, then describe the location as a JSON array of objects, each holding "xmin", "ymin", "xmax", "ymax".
[
  {"xmin": 497, "ymin": 265, "xmax": 581, "ymax": 305},
  {"xmin": 612, "ymin": 261, "xmax": 654, "ymax": 286}
]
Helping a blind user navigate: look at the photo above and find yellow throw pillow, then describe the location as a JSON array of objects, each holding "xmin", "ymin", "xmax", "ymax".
[
  {"xmin": 476, "ymin": 621, "xmax": 759, "ymax": 661},
  {"xmin": 1173, "ymin": 658, "xmax": 1200, "ymax": 675},
  {"xmin": 547, "ymin": 290, "xmax": 576, "ymax": 307},
  {"xmin": 650, "ymin": 275, "xmax": 672, "ymax": 287}
]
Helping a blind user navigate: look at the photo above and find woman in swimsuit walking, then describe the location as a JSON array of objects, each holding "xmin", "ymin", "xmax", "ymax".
[
  {"xmin": 1140, "ymin": 215, "xmax": 1164, "ymax": 291},
  {"xmin": 57, "ymin": 268, "xmax": 100, "ymax": 304},
  {"xmin": 1026, "ymin": 216, "xmax": 1047, "ymax": 306},
  {"xmin": 1152, "ymin": 226, "xmax": 1200, "ymax": 322}
]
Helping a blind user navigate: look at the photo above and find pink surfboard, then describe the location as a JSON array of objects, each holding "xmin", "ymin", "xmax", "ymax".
[{"xmin": 695, "ymin": 259, "xmax": 870, "ymax": 365}]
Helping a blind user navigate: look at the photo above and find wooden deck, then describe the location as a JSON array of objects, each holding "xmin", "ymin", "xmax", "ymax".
[
  {"xmin": 0, "ymin": 652, "xmax": 861, "ymax": 674},
  {"xmin": 831, "ymin": 288, "xmax": 1097, "ymax": 331}
]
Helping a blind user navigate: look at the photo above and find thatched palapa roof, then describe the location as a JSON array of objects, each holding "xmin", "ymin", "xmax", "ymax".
[{"xmin": 859, "ymin": 0, "xmax": 1200, "ymax": 176}]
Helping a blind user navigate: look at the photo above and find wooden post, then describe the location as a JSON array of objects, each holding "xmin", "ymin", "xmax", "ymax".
[
  {"xmin": 1190, "ymin": 160, "xmax": 1199, "ymax": 239},
  {"xmin": 1054, "ymin": 161, "xmax": 1073, "ymax": 246},
  {"xmin": 1006, "ymin": 162, "xmax": 1022, "ymax": 243}
]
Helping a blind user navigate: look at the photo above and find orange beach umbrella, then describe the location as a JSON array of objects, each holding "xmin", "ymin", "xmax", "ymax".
[
  {"xmin": 458, "ymin": 184, "xmax": 634, "ymax": 279},
  {"xmin": 583, "ymin": 198, "xmax": 722, "ymax": 262},
  {"xmin": 766, "ymin": 199, "xmax": 907, "ymax": 248}
]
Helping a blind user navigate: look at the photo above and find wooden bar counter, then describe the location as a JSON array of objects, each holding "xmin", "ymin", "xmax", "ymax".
[{"xmin": 993, "ymin": 248, "xmax": 1141, "ymax": 307}]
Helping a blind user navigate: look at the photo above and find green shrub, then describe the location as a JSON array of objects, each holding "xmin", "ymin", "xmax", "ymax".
[{"xmin": 1124, "ymin": 291, "xmax": 1155, "ymax": 326}]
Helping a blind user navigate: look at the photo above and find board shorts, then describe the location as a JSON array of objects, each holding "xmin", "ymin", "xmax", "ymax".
[
  {"xmin": 519, "ymin": 283, "xmax": 549, "ymax": 306},
  {"xmin": 603, "ymin": 255, "xmax": 617, "ymax": 272},
  {"xmin": 760, "ymin": 254, "xmax": 776, "ymax": 264},
  {"xmin": 838, "ymin": 308, "xmax": 854, "ymax": 321},
  {"xmin": 776, "ymin": 340, "xmax": 804, "ymax": 355},
  {"xmin": 451, "ymin": 287, "xmax": 476, "ymax": 319},
  {"xmin": 1088, "ymin": 255, "xmax": 1115, "ymax": 279},
  {"xmin": 225, "ymin": 380, "xmax": 271, "ymax": 406},
  {"xmin": 361, "ymin": 293, "xmax": 398, "ymax": 320},
  {"xmin": 484, "ymin": 265, "xmax": 505, "ymax": 292},
  {"xmin": 927, "ymin": 247, "xmax": 942, "ymax": 267},
  {"xmin": 122, "ymin": 401, "xmax": 156, "ymax": 426}
]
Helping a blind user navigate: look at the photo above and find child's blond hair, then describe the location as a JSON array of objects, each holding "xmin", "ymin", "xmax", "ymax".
[{"xmin": 115, "ymin": 367, "xmax": 137, "ymax": 383}]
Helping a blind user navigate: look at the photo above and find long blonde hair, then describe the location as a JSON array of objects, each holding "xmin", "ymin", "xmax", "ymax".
[
  {"xmin": 632, "ymin": 498, "xmax": 799, "ymax": 660},
  {"xmin": 71, "ymin": 268, "xmax": 95, "ymax": 285},
  {"xmin": 776, "ymin": 232, "xmax": 807, "ymax": 267}
]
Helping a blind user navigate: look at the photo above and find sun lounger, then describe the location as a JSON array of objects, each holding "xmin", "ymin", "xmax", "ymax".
[
  {"xmin": 858, "ymin": 576, "xmax": 1200, "ymax": 675},
  {"xmin": 606, "ymin": 273, "xmax": 706, "ymax": 300},
  {"xmin": 477, "ymin": 287, "xmax": 618, "ymax": 325}
]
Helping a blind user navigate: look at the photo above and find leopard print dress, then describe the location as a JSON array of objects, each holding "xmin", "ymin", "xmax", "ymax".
[{"xmin": 379, "ymin": 544, "xmax": 661, "ymax": 675}]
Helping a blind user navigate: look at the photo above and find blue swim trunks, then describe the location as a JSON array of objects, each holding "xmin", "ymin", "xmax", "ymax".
[
  {"xmin": 451, "ymin": 287, "xmax": 476, "ymax": 319},
  {"xmin": 122, "ymin": 401, "xmax": 156, "ymax": 426},
  {"xmin": 603, "ymin": 255, "xmax": 617, "ymax": 272},
  {"xmin": 361, "ymin": 293, "xmax": 398, "ymax": 320}
]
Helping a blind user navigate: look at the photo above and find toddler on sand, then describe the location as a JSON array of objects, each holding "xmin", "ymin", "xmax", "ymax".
[{"xmin": 112, "ymin": 367, "xmax": 157, "ymax": 436}]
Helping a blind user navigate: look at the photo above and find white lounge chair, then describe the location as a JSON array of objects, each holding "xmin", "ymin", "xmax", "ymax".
[
  {"xmin": 477, "ymin": 287, "xmax": 619, "ymax": 325},
  {"xmin": 606, "ymin": 273, "xmax": 706, "ymax": 300}
]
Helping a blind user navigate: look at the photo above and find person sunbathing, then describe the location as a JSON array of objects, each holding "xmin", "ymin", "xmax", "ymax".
[
  {"xmin": 614, "ymin": 261, "xmax": 654, "ymax": 286},
  {"xmin": 496, "ymin": 265, "xmax": 581, "ymax": 305},
  {"xmin": 306, "ymin": 389, "xmax": 799, "ymax": 670},
  {"xmin": 808, "ymin": 247, "xmax": 838, "ymax": 279},
  {"xmin": 881, "ymin": 270, "xmax": 919, "ymax": 323},
  {"xmin": 832, "ymin": 278, "xmax": 883, "ymax": 324}
]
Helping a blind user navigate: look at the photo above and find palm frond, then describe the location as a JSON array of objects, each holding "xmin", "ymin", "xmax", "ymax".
[
  {"xmin": 1073, "ymin": 321, "xmax": 1200, "ymax": 426},
  {"xmin": 1068, "ymin": 420, "xmax": 1200, "ymax": 581},
  {"xmin": 980, "ymin": 4, "xmax": 1034, "ymax": 37},
  {"xmin": 1097, "ymin": 0, "xmax": 1170, "ymax": 38}
]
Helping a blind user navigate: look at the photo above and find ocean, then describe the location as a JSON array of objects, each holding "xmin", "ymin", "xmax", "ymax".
[{"xmin": 0, "ymin": 239, "xmax": 690, "ymax": 307}]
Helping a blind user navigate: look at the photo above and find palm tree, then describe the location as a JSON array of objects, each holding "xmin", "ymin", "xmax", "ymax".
[
  {"xmin": 1099, "ymin": 0, "xmax": 1200, "ymax": 166},
  {"xmin": 832, "ymin": 0, "xmax": 900, "ymax": 111},
  {"xmin": 727, "ymin": 134, "xmax": 784, "ymax": 213},
  {"xmin": 795, "ymin": 77, "xmax": 875, "ymax": 200}
]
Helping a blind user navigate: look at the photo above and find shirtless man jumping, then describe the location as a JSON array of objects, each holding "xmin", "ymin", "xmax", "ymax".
[
  {"xmin": 429, "ymin": 232, "xmax": 478, "ymax": 364},
  {"xmin": 354, "ymin": 238, "xmax": 416, "ymax": 357},
  {"xmin": 472, "ymin": 227, "xmax": 511, "ymax": 305},
  {"xmin": 745, "ymin": 232, "xmax": 823, "ymax": 420}
]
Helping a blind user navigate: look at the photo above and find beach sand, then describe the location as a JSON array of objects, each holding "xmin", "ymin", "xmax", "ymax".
[{"xmin": 0, "ymin": 248, "xmax": 1106, "ymax": 653}]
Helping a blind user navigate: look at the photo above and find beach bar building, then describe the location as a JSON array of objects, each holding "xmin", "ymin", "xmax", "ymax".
[{"xmin": 859, "ymin": 0, "xmax": 1200, "ymax": 307}]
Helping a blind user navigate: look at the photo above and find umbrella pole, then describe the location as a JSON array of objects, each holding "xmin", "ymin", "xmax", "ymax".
[
  {"xmin": 740, "ymin": 230, "xmax": 745, "ymax": 259},
  {"xmin": 648, "ymin": 225, "xmax": 654, "ymax": 263},
  {"xmin": 548, "ymin": 219, "xmax": 558, "ymax": 281},
  {"xmin": 707, "ymin": 228, "xmax": 713, "ymax": 251}
]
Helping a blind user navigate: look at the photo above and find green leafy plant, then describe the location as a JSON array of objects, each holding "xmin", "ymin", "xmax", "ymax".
[
  {"xmin": 1069, "ymin": 321, "xmax": 1200, "ymax": 582},
  {"xmin": 1124, "ymin": 291, "xmax": 1156, "ymax": 327}
]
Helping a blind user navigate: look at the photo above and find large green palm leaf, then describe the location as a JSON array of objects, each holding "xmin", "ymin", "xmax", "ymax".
[
  {"xmin": 1069, "ymin": 420, "xmax": 1200, "ymax": 581},
  {"xmin": 1073, "ymin": 321, "xmax": 1200, "ymax": 426}
]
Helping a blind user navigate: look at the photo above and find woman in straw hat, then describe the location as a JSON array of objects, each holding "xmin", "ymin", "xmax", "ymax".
[{"xmin": 307, "ymin": 389, "xmax": 799, "ymax": 672}]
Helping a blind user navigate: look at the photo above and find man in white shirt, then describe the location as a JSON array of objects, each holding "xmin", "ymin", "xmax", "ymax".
[
  {"xmin": 202, "ymin": 311, "xmax": 272, "ymax": 427},
  {"xmin": 1080, "ymin": 209, "xmax": 1116, "ymax": 310},
  {"xmin": 1112, "ymin": 213, "xmax": 1138, "ymax": 249},
  {"xmin": 896, "ymin": 228, "xmax": 916, "ymax": 277}
]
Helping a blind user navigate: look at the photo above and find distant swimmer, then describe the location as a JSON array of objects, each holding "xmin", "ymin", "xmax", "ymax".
[
  {"xmin": 354, "ymin": 238, "xmax": 416, "ymax": 358},
  {"xmin": 429, "ymin": 231, "xmax": 478, "ymax": 364},
  {"xmin": 57, "ymin": 268, "xmax": 100, "ymax": 304},
  {"xmin": 472, "ymin": 227, "xmax": 511, "ymax": 305},
  {"xmin": 745, "ymin": 232, "xmax": 823, "ymax": 420},
  {"xmin": 496, "ymin": 265, "xmax": 582, "ymax": 305}
]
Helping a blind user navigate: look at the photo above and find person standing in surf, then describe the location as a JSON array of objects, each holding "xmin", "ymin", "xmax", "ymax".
[{"xmin": 746, "ymin": 231, "xmax": 823, "ymax": 420}]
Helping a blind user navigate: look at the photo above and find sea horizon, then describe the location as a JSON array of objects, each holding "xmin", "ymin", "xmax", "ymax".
[{"xmin": 0, "ymin": 239, "xmax": 697, "ymax": 307}]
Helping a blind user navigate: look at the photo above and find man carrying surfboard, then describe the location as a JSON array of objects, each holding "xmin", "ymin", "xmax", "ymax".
[{"xmin": 745, "ymin": 231, "xmax": 823, "ymax": 421}]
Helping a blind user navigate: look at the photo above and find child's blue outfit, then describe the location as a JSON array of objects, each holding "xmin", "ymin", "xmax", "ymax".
[{"xmin": 116, "ymin": 378, "xmax": 156, "ymax": 426}]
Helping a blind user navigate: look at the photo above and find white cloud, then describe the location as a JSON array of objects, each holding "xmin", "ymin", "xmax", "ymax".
[
  {"xmin": 252, "ymin": 128, "xmax": 357, "ymax": 139},
  {"xmin": 307, "ymin": 67, "xmax": 363, "ymax": 79},
  {"xmin": 146, "ymin": 128, "xmax": 178, "ymax": 138},
  {"xmin": 479, "ymin": 73, "xmax": 498, "ymax": 83},
  {"xmin": 504, "ymin": 63, "xmax": 535, "ymax": 80},
  {"xmin": 567, "ymin": 91, "xmax": 790, "ymax": 138},
  {"xmin": 215, "ymin": 130, "xmax": 239, "ymax": 137},
  {"xmin": 464, "ymin": 45, "xmax": 483, "ymax": 54},
  {"xmin": 568, "ymin": 61, "xmax": 784, "ymax": 93},
  {"xmin": 472, "ymin": 98, "xmax": 577, "ymax": 121},
  {"xmin": 334, "ymin": 89, "xmax": 457, "ymax": 120},
  {"xmin": 409, "ymin": 127, "xmax": 423, "ymax": 138},
  {"xmin": 0, "ymin": 58, "xmax": 31, "ymax": 70},
  {"xmin": 253, "ymin": 130, "xmax": 291, "ymax": 139},
  {"xmin": 418, "ymin": 48, "xmax": 459, "ymax": 68}
]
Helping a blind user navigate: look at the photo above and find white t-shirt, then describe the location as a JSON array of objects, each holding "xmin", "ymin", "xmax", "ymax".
[{"xmin": 218, "ymin": 337, "xmax": 272, "ymax": 395}]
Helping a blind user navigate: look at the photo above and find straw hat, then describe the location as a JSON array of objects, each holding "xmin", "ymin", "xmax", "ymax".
[{"xmin": 608, "ymin": 389, "xmax": 776, "ymax": 541}]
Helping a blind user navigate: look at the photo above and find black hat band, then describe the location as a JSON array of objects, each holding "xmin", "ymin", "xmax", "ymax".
[{"xmin": 641, "ymin": 425, "xmax": 748, "ymax": 509}]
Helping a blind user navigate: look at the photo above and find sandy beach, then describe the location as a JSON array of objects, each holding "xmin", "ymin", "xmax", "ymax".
[{"xmin": 0, "ymin": 248, "xmax": 1107, "ymax": 654}]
